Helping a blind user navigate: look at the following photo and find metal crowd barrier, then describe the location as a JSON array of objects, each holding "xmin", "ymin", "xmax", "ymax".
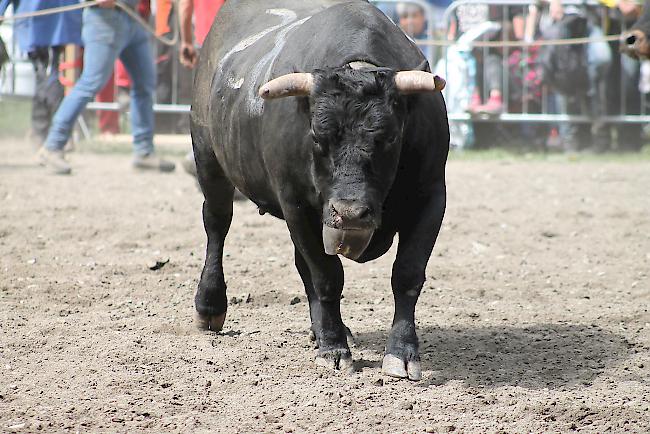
[
  {"xmin": 2, "ymin": 1, "xmax": 650, "ymax": 135},
  {"xmin": 372, "ymin": 0, "xmax": 650, "ymax": 126}
]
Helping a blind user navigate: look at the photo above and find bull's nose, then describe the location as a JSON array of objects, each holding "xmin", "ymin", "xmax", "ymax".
[{"xmin": 330, "ymin": 199, "xmax": 372, "ymax": 227}]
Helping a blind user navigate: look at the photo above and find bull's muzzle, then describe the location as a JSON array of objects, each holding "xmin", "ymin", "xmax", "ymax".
[
  {"xmin": 322, "ymin": 199, "xmax": 376, "ymax": 260},
  {"xmin": 322, "ymin": 226, "xmax": 374, "ymax": 260}
]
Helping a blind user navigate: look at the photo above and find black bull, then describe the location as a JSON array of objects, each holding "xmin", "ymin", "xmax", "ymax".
[{"xmin": 190, "ymin": 0, "xmax": 449, "ymax": 380}]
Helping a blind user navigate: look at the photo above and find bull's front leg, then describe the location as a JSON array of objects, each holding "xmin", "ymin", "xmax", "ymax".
[
  {"xmin": 285, "ymin": 211, "xmax": 353, "ymax": 372},
  {"xmin": 193, "ymin": 138, "xmax": 235, "ymax": 332},
  {"xmin": 383, "ymin": 182, "xmax": 446, "ymax": 381}
]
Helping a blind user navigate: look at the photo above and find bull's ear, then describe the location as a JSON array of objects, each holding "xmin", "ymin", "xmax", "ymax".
[{"xmin": 416, "ymin": 60, "xmax": 431, "ymax": 73}]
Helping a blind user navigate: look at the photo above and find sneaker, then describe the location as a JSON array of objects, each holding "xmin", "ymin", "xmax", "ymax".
[
  {"xmin": 182, "ymin": 151, "xmax": 198, "ymax": 178},
  {"xmin": 63, "ymin": 140, "xmax": 75, "ymax": 153},
  {"xmin": 133, "ymin": 153, "xmax": 176, "ymax": 173},
  {"xmin": 473, "ymin": 94, "xmax": 503, "ymax": 115},
  {"xmin": 38, "ymin": 147, "xmax": 72, "ymax": 175},
  {"xmin": 546, "ymin": 128, "xmax": 562, "ymax": 151},
  {"xmin": 467, "ymin": 92, "xmax": 482, "ymax": 113}
]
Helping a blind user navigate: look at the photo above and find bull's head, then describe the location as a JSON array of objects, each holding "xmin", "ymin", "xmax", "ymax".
[{"xmin": 259, "ymin": 65, "xmax": 445, "ymax": 260}]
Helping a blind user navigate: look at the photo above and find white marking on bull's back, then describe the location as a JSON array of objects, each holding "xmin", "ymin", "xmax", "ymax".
[
  {"xmin": 247, "ymin": 16, "xmax": 312, "ymax": 115},
  {"xmin": 227, "ymin": 77, "xmax": 244, "ymax": 89},
  {"xmin": 219, "ymin": 9, "xmax": 297, "ymax": 88}
]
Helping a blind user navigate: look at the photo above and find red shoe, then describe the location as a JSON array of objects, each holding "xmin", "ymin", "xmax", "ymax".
[
  {"xmin": 546, "ymin": 128, "xmax": 562, "ymax": 150},
  {"xmin": 467, "ymin": 92, "xmax": 482, "ymax": 113},
  {"xmin": 474, "ymin": 94, "xmax": 503, "ymax": 115}
]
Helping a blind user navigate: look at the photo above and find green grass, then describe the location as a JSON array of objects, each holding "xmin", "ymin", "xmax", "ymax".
[
  {"xmin": 449, "ymin": 144, "xmax": 650, "ymax": 162},
  {"xmin": 0, "ymin": 97, "xmax": 31, "ymax": 138}
]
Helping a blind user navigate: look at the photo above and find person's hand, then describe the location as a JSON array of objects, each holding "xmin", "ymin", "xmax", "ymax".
[
  {"xmin": 549, "ymin": 0, "xmax": 563, "ymax": 21},
  {"xmin": 181, "ymin": 43, "xmax": 198, "ymax": 69},
  {"xmin": 97, "ymin": 0, "xmax": 116, "ymax": 9},
  {"xmin": 618, "ymin": 0, "xmax": 642, "ymax": 18}
]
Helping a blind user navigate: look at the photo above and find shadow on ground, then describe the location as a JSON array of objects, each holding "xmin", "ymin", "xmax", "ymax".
[{"xmin": 357, "ymin": 324, "xmax": 635, "ymax": 389}]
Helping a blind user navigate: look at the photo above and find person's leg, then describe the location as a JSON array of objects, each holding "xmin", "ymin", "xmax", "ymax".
[
  {"xmin": 29, "ymin": 48, "xmax": 50, "ymax": 145},
  {"xmin": 473, "ymin": 53, "xmax": 503, "ymax": 114},
  {"xmin": 484, "ymin": 53, "xmax": 502, "ymax": 94},
  {"xmin": 555, "ymin": 92, "xmax": 578, "ymax": 151},
  {"xmin": 587, "ymin": 26, "xmax": 612, "ymax": 152},
  {"xmin": 119, "ymin": 21, "xmax": 174, "ymax": 171},
  {"xmin": 43, "ymin": 47, "xmax": 65, "ymax": 141},
  {"xmin": 44, "ymin": 9, "xmax": 123, "ymax": 153},
  {"xmin": 467, "ymin": 50, "xmax": 484, "ymax": 112},
  {"xmin": 618, "ymin": 55, "xmax": 642, "ymax": 151},
  {"xmin": 566, "ymin": 95, "xmax": 586, "ymax": 151},
  {"xmin": 118, "ymin": 24, "xmax": 155, "ymax": 156}
]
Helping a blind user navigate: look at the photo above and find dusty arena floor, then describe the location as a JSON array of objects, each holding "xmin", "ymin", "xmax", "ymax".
[{"xmin": 1, "ymin": 138, "xmax": 649, "ymax": 433}]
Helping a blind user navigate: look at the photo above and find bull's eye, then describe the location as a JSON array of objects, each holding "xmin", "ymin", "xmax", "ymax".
[
  {"xmin": 312, "ymin": 137, "xmax": 327, "ymax": 156},
  {"xmin": 379, "ymin": 135, "xmax": 399, "ymax": 150},
  {"xmin": 310, "ymin": 128, "xmax": 328, "ymax": 155}
]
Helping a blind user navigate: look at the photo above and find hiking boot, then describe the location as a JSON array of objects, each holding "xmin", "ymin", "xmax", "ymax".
[
  {"xmin": 38, "ymin": 147, "xmax": 71, "ymax": 175},
  {"xmin": 473, "ymin": 94, "xmax": 503, "ymax": 115},
  {"xmin": 133, "ymin": 153, "xmax": 176, "ymax": 173},
  {"xmin": 182, "ymin": 151, "xmax": 198, "ymax": 178}
]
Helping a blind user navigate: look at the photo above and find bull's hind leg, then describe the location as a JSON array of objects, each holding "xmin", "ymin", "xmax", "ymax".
[
  {"xmin": 383, "ymin": 182, "xmax": 446, "ymax": 381},
  {"xmin": 194, "ymin": 139, "xmax": 234, "ymax": 331}
]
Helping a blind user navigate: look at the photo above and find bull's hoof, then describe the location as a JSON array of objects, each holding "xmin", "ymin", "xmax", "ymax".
[
  {"xmin": 382, "ymin": 354, "xmax": 422, "ymax": 381},
  {"xmin": 194, "ymin": 311, "xmax": 227, "ymax": 332},
  {"xmin": 315, "ymin": 349, "xmax": 354, "ymax": 373}
]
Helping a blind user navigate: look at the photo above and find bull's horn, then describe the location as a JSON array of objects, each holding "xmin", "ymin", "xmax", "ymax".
[
  {"xmin": 259, "ymin": 73, "xmax": 314, "ymax": 99},
  {"xmin": 394, "ymin": 71, "xmax": 446, "ymax": 94}
]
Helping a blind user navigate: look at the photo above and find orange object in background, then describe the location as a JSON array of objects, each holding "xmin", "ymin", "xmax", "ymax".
[
  {"xmin": 96, "ymin": 62, "xmax": 131, "ymax": 135},
  {"xmin": 155, "ymin": 0, "xmax": 173, "ymax": 36},
  {"xmin": 59, "ymin": 45, "xmax": 82, "ymax": 90},
  {"xmin": 157, "ymin": 0, "xmax": 224, "ymax": 43},
  {"xmin": 194, "ymin": 0, "xmax": 225, "ymax": 45}
]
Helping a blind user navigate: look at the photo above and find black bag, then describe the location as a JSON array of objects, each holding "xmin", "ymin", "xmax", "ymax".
[{"xmin": 540, "ymin": 14, "xmax": 589, "ymax": 97}]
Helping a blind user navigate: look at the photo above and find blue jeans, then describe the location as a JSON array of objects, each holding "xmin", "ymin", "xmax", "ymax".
[{"xmin": 45, "ymin": 7, "xmax": 155, "ymax": 155}]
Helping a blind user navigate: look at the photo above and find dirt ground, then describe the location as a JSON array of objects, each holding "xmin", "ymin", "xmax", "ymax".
[{"xmin": 0, "ymin": 137, "xmax": 649, "ymax": 433}]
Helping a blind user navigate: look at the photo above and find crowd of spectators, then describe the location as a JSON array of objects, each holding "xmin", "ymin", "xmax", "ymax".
[
  {"xmin": 386, "ymin": 0, "xmax": 648, "ymax": 152},
  {"xmin": 0, "ymin": 0, "xmax": 648, "ymax": 161}
]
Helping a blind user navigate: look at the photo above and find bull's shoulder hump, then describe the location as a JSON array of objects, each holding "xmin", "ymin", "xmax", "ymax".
[
  {"xmin": 206, "ymin": 0, "xmax": 381, "ymax": 59},
  {"xmin": 272, "ymin": 1, "xmax": 424, "ymax": 71}
]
